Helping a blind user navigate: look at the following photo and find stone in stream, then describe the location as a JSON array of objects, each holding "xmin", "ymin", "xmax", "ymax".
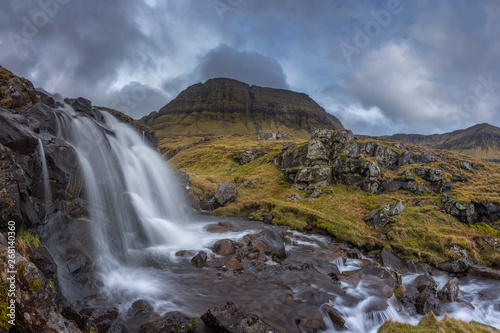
[
  {"xmin": 127, "ymin": 299, "xmax": 155, "ymax": 317},
  {"xmin": 321, "ymin": 304, "xmax": 347, "ymax": 331},
  {"xmin": 204, "ymin": 221, "xmax": 237, "ymax": 233},
  {"xmin": 213, "ymin": 239, "xmax": 237, "ymax": 256},
  {"xmin": 191, "ymin": 250, "xmax": 208, "ymax": 267},
  {"xmin": 437, "ymin": 277, "xmax": 460, "ymax": 303},
  {"xmin": 344, "ymin": 263, "xmax": 400, "ymax": 298},
  {"xmin": 247, "ymin": 227, "xmax": 287, "ymax": 260},
  {"xmin": 139, "ymin": 311, "xmax": 196, "ymax": 333},
  {"xmin": 201, "ymin": 301, "xmax": 277, "ymax": 333},
  {"xmin": 414, "ymin": 288, "xmax": 443, "ymax": 315}
]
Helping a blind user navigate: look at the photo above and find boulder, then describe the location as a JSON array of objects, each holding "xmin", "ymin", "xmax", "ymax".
[
  {"xmin": 201, "ymin": 301, "xmax": 276, "ymax": 333},
  {"xmin": 214, "ymin": 183, "xmax": 238, "ymax": 206},
  {"xmin": 364, "ymin": 201, "xmax": 403, "ymax": 230},
  {"xmin": 467, "ymin": 264, "xmax": 500, "ymax": 280},
  {"xmin": 380, "ymin": 249, "xmax": 404, "ymax": 271},
  {"xmin": 213, "ymin": 239, "xmax": 237, "ymax": 256},
  {"xmin": 332, "ymin": 130, "xmax": 354, "ymax": 143},
  {"xmin": 191, "ymin": 251, "xmax": 208, "ymax": 267},
  {"xmin": 28, "ymin": 244, "xmax": 57, "ymax": 279},
  {"xmin": 374, "ymin": 146, "xmax": 399, "ymax": 168},
  {"xmin": 437, "ymin": 278, "xmax": 459, "ymax": 302},
  {"xmin": 127, "ymin": 299, "xmax": 154, "ymax": 317},
  {"xmin": 240, "ymin": 179, "xmax": 259, "ymax": 187},
  {"xmin": 438, "ymin": 258, "xmax": 470, "ymax": 273},
  {"xmin": 414, "ymin": 273, "xmax": 437, "ymax": 292},
  {"xmin": 412, "ymin": 168, "xmax": 444, "ymax": 185},
  {"xmin": 248, "ymin": 228, "xmax": 286, "ymax": 260},
  {"xmin": 234, "ymin": 147, "xmax": 268, "ymax": 165},
  {"xmin": 139, "ymin": 311, "xmax": 196, "ymax": 333},
  {"xmin": 294, "ymin": 167, "xmax": 332, "ymax": 190},
  {"xmin": 307, "ymin": 139, "xmax": 330, "ymax": 165},
  {"xmin": 414, "ymin": 289, "xmax": 443, "ymax": 315}
]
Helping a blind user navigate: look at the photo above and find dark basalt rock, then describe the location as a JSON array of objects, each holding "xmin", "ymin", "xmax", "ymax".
[
  {"xmin": 414, "ymin": 288, "xmax": 443, "ymax": 315},
  {"xmin": 205, "ymin": 221, "xmax": 237, "ymax": 233},
  {"xmin": 191, "ymin": 250, "xmax": 208, "ymax": 267},
  {"xmin": 201, "ymin": 301, "xmax": 276, "ymax": 333},
  {"xmin": 247, "ymin": 227, "xmax": 286, "ymax": 260},
  {"xmin": 344, "ymin": 263, "xmax": 400, "ymax": 298},
  {"xmin": 127, "ymin": 299, "xmax": 155, "ymax": 317},
  {"xmin": 139, "ymin": 311, "xmax": 196, "ymax": 333},
  {"xmin": 213, "ymin": 239, "xmax": 237, "ymax": 256}
]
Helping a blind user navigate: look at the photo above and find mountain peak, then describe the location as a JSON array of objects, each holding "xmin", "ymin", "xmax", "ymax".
[{"xmin": 141, "ymin": 79, "xmax": 343, "ymax": 138}]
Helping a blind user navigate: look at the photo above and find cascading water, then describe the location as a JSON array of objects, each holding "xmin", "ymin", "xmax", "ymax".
[{"xmin": 37, "ymin": 138, "xmax": 52, "ymax": 202}]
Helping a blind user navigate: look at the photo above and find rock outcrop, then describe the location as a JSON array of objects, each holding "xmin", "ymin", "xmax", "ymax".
[{"xmin": 140, "ymin": 78, "xmax": 343, "ymax": 139}]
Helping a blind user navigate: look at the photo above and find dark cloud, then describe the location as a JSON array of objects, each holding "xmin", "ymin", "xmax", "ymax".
[
  {"xmin": 0, "ymin": 0, "xmax": 498, "ymax": 134},
  {"xmin": 197, "ymin": 44, "xmax": 289, "ymax": 89}
]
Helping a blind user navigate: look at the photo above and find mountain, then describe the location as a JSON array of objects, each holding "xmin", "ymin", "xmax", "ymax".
[
  {"xmin": 384, "ymin": 123, "xmax": 500, "ymax": 162},
  {"xmin": 140, "ymin": 78, "xmax": 343, "ymax": 139}
]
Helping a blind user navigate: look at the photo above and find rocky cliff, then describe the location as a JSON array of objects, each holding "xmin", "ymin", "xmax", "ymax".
[
  {"xmin": 140, "ymin": 78, "xmax": 343, "ymax": 139},
  {"xmin": 384, "ymin": 123, "xmax": 500, "ymax": 162},
  {"xmin": 0, "ymin": 66, "xmax": 153, "ymax": 331}
]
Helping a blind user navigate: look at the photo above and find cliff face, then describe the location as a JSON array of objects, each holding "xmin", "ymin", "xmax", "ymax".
[
  {"xmin": 384, "ymin": 123, "xmax": 500, "ymax": 162},
  {"xmin": 141, "ymin": 78, "xmax": 343, "ymax": 139}
]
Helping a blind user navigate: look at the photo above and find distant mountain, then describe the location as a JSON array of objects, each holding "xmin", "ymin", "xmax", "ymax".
[
  {"xmin": 140, "ymin": 78, "xmax": 343, "ymax": 139},
  {"xmin": 384, "ymin": 123, "xmax": 500, "ymax": 161}
]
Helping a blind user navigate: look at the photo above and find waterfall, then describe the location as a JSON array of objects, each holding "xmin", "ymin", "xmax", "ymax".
[
  {"xmin": 55, "ymin": 106, "xmax": 190, "ymax": 271},
  {"xmin": 37, "ymin": 138, "xmax": 52, "ymax": 202}
]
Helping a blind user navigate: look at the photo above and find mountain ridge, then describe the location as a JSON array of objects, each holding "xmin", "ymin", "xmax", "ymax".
[
  {"xmin": 140, "ymin": 78, "xmax": 344, "ymax": 139},
  {"xmin": 383, "ymin": 123, "xmax": 500, "ymax": 161}
]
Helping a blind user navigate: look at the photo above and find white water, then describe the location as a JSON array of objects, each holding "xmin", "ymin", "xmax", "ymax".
[{"xmin": 37, "ymin": 138, "xmax": 52, "ymax": 202}]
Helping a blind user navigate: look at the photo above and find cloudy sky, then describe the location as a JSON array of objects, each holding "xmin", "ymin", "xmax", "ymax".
[{"xmin": 1, "ymin": 0, "xmax": 499, "ymax": 135}]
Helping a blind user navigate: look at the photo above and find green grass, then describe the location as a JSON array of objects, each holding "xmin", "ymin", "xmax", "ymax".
[
  {"xmin": 378, "ymin": 313, "xmax": 499, "ymax": 332},
  {"xmin": 163, "ymin": 134, "xmax": 500, "ymax": 267}
]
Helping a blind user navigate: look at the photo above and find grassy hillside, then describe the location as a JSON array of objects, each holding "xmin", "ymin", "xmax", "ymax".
[{"xmin": 161, "ymin": 133, "xmax": 500, "ymax": 267}]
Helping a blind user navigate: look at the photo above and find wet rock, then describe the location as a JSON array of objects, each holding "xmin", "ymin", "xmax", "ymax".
[
  {"xmin": 467, "ymin": 264, "xmax": 500, "ymax": 280},
  {"xmin": 414, "ymin": 273, "xmax": 437, "ymax": 292},
  {"xmin": 139, "ymin": 311, "xmax": 196, "ymax": 333},
  {"xmin": 96, "ymin": 320, "xmax": 129, "ymax": 333},
  {"xmin": 294, "ymin": 167, "xmax": 332, "ymax": 190},
  {"xmin": 191, "ymin": 251, "xmax": 208, "ymax": 267},
  {"xmin": 437, "ymin": 277, "xmax": 459, "ymax": 302},
  {"xmin": 201, "ymin": 301, "xmax": 276, "ymax": 333},
  {"xmin": 225, "ymin": 258, "xmax": 245, "ymax": 271},
  {"xmin": 438, "ymin": 258, "xmax": 470, "ymax": 273},
  {"xmin": 62, "ymin": 306, "xmax": 98, "ymax": 332},
  {"xmin": 80, "ymin": 307, "xmax": 119, "ymax": 324},
  {"xmin": 205, "ymin": 222, "xmax": 237, "ymax": 233},
  {"xmin": 345, "ymin": 263, "xmax": 399, "ymax": 298},
  {"xmin": 414, "ymin": 289, "xmax": 443, "ymax": 315},
  {"xmin": 380, "ymin": 249, "xmax": 404, "ymax": 271},
  {"xmin": 322, "ymin": 304, "xmax": 346, "ymax": 331},
  {"xmin": 213, "ymin": 239, "xmax": 237, "ymax": 256},
  {"xmin": 127, "ymin": 299, "xmax": 154, "ymax": 317},
  {"xmin": 332, "ymin": 129, "xmax": 354, "ymax": 143},
  {"xmin": 28, "ymin": 244, "xmax": 57, "ymax": 279},
  {"xmin": 248, "ymin": 227, "xmax": 286, "ymax": 260},
  {"xmin": 214, "ymin": 182, "xmax": 238, "ymax": 206}
]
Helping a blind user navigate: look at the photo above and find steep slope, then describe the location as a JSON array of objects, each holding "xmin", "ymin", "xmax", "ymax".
[
  {"xmin": 385, "ymin": 123, "xmax": 500, "ymax": 161},
  {"xmin": 140, "ymin": 78, "xmax": 343, "ymax": 139}
]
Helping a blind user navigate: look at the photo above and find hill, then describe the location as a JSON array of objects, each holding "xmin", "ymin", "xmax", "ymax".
[
  {"xmin": 384, "ymin": 123, "xmax": 500, "ymax": 162},
  {"xmin": 140, "ymin": 78, "xmax": 343, "ymax": 139}
]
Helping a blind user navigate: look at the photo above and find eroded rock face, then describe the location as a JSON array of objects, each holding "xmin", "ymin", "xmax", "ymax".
[
  {"xmin": 294, "ymin": 167, "xmax": 332, "ymax": 190},
  {"xmin": 364, "ymin": 201, "xmax": 404, "ymax": 230},
  {"xmin": 201, "ymin": 301, "xmax": 276, "ymax": 333}
]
